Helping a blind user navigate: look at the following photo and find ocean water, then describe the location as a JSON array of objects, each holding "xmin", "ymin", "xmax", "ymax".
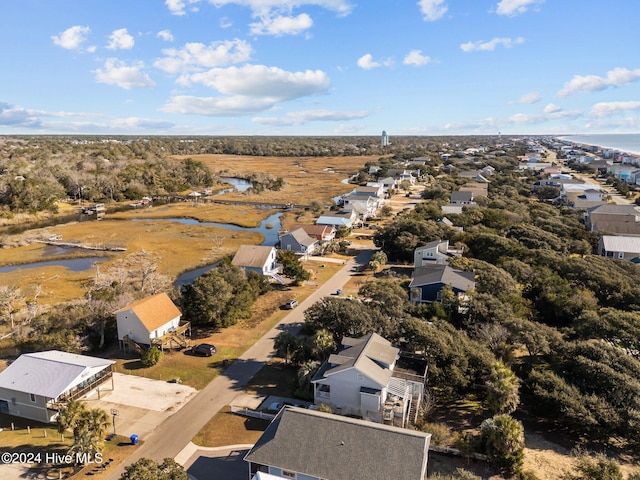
[{"xmin": 558, "ymin": 134, "xmax": 640, "ymax": 156}]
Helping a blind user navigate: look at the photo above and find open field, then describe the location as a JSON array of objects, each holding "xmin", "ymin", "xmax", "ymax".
[
  {"xmin": 0, "ymin": 153, "xmax": 375, "ymax": 307},
  {"xmin": 171, "ymin": 154, "xmax": 379, "ymax": 206}
]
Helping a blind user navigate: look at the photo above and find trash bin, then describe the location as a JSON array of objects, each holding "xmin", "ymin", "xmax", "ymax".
[{"xmin": 130, "ymin": 434, "xmax": 138, "ymax": 445}]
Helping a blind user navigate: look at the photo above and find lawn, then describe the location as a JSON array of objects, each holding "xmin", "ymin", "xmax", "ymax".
[
  {"xmin": 0, "ymin": 413, "xmax": 138, "ymax": 480},
  {"xmin": 113, "ymin": 261, "xmax": 344, "ymax": 390},
  {"xmin": 192, "ymin": 360, "xmax": 298, "ymax": 448}
]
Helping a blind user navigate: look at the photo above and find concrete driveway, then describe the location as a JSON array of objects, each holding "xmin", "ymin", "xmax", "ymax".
[{"xmin": 87, "ymin": 372, "xmax": 197, "ymax": 439}]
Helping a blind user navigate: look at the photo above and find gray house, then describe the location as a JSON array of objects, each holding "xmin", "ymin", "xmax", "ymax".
[
  {"xmin": 598, "ymin": 235, "xmax": 640, "ymax": 261},
  {"xmin": 279, "ymin": 228, "xmax": 318, "ymax": 256},
  {"xmin": 244, "ymin": 406, "xmax": 431, "ymax": 480},
  {"xmin": 0, "ymin": 350, "xmax": 114, "ymax": 423}
]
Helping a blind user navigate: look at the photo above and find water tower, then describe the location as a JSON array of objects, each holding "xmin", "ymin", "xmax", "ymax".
[{"xmin": 381, "ymin": 130, "xmax": 389, "ymax": 147}]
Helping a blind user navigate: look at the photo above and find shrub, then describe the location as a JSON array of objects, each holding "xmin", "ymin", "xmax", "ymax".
[{"xmin": 141, "ymin": 346, "xmax": 163, "ymax": 367}]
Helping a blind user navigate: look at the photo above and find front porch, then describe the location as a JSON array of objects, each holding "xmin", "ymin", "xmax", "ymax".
[
  {"xmin": 151, "ymin": 321, "xmax": 191, "ymax": 351},
  {"xmin": 48, "ymin": 366, "xmax": 114, "ymax": 411}
]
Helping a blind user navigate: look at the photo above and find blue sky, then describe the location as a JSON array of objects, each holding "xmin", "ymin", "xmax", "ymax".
[{"xmin": 1, "ymin": 0, "xmax": 639, "ymax": 136}]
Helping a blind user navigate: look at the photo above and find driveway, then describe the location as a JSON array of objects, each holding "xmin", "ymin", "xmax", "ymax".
[
  {"xmin": 106, "ymin": 249, "xmax": 373, "ymax": 480},
  {"xmin": 88, "ymin": 373, "xmax": 197, "ymax": 438}
]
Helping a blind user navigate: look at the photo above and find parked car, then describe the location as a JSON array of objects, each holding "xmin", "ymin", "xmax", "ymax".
[
  {"xmin": 284, "ymin": 300, "xmax": 298, "ymax": 309},
  {"xmin": 191, "ymin": 343, "xmax": 217, "ymax": 357}
]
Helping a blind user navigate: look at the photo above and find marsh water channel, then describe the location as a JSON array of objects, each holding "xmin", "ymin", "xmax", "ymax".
[{"xmin": 0, "ymin": 177, "xmax": 283, "ymax": 284}]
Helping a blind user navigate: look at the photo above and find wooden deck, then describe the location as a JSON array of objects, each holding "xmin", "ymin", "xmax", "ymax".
[{"xmin": 151, "ymin": 321, "xmax": 191, "ymax": 350}]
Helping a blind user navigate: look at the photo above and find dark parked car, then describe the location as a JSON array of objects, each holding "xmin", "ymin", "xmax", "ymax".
[{"xmin": 191, "ymin": 343, "xmax": 217, "ymax": 357}]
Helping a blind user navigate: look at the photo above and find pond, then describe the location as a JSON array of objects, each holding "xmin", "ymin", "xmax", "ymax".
[
  {"xmin": 0, "ymin": 256, "xmax": 107, "ymax": 273},
  {"xmin": 219, "ymin": 177, "xmax": 253, "ymax": 192}
]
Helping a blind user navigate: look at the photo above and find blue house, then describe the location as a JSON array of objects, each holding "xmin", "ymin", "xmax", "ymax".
[{"xmin": 409, "ymin": 264, "xmax": 475, "ymax": 303}]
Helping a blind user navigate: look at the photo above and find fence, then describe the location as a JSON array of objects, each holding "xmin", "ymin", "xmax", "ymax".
[{"xmin": 230, "ymin": 405, "xmax": 276, "ymax": 421}]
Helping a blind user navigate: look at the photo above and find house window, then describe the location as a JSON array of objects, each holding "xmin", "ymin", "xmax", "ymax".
[
  {"xmin": 282, "ymin": 471, "xmax": 296, "ymax": 479},
  {"xmin": 357, "ymin": 373, "xmax": 365, "ymax": 382},
  {"xmin": 29, "ymin": 393, "xmax": 36, "ymax": 403}
]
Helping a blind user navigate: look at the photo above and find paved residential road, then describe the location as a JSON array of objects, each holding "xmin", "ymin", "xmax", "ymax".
[{"xmin": 106, "ymin": 249, "xmax": 374, "ymax": 480}]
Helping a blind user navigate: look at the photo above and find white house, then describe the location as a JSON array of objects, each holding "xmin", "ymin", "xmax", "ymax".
[
  {"xmin": 316, "ymin": 210, "xmax": 357, "ymax": 228},
  {"xmin": 115, "ymin": 292, "xmax": 182, "ymax": 347},
  {"xmin": 598, "ymin": 235, "xmax": 640, "ymax": 262},
  {"xmin": 244, "ymin": 407, "xmax": 431, "ymax": 480},
  {"xmin": 414, "ymin": 240, "xmax": 463, "ymax": 266},
  {"xmin": 311, "ymin": 333, "xmax": 428, "ymax": 427},
  {"xmin": 231, "ymin": 245, "xmax": 282, "ymax": 283},
  {"xmin": 0, "ymin": 350, "xmax": 114, "ymax": 423}
]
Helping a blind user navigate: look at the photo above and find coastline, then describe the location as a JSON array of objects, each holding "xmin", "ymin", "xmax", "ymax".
[{"xmin": 557, "ymin": 134, "xmax": 640, "ymax": 157}]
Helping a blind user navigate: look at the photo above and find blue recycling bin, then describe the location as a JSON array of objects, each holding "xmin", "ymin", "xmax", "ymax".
[{"xmin": 130, "ymin": 434, "xmax": 138, "ymax": 445}]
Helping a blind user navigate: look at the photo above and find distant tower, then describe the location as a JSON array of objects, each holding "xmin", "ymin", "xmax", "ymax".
[{"xmin": 381, "ymin": 130, "xmax": 389, "ymax": 147}]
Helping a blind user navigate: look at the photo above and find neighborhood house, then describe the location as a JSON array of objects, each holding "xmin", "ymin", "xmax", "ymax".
[
  {"xmin": 0, "ymin": 350, "xmax": 114, "ymax": 423},
  {"xmin": 311, "ymin": 333, "xmax": 428, "ymax": 428},
  {"xmin": 244, "ymin": 406, "xmax": 431, "ymax": 480},
  {"xmin": 115, "ymin": 292, "xmax": 189, "ymax": 350}
]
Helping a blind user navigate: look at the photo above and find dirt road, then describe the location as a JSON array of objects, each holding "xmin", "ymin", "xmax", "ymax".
[{"xmin": 106, "ymin": 248, "xmax": 374, "ymax": 480}]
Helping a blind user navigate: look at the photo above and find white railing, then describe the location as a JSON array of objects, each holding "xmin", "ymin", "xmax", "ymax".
[{"xmin": 230, "ymin": 405, "xmax": 276, "ymax": 421}]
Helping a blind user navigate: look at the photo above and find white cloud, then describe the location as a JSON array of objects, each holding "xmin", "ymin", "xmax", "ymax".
[
  {"xmin": 51, "ymin": 26, "xmax": 91, "ymax": 50},
  {"xmin": 357, "ymin": 54, "xmax": 380, "ymax": 70},
  {"xmin": 460, "ymin": 36, "xmax": 524, "ymax": 52},
  {"xmin": 250, "ymin": 13, "xmax": 313, "ymax": 36},
  {"xmin": 106, "ymin": 28, "xmax": 135, "ymax": 50},
  {"xmin": 496, "ymin": 0, "xmax": 544, "ymax": 17},
  {"xmin": 418, "ymin": 0, "xmax": 447, "ymax": 21},
  {"xmin": 161, "ymin": 95, "xmax": 276, "ymax": 116},
  {"xmin": 166, "ymin": 0, "xmax": 200, "ymax": 15},
  {"xmin": 162, "ymin": 64, "xmax": 330, "ymax": 116},
  {"xmin": 0, "ymin": 101, "xmax": 42, "ymax": 128},
  {"xmin": 154, "ymin": 39, "xmax": 252, "ymax": 73},
  {"xmin": 510, "ymin": 91, "xmax": 540, "ymax": 104},
  {"xmin": 94, "ymin": 59, "xmax": 156, "ymax": 90},
  {"xmin": 544, "ymin": 103, "xmax": 561, "ymax": 113},
  {"xmin": 253, "ymin": 109, "xmax": 369, "ymax": 125},
  {"xmin": 208, "ymin": 1, "xmax": 353, "ymax": 16},
  {"xmin": 557, "ymin": 67, "xmax": 640, "ymax": 97},
  {"xmin": 508, "ymin": 107, "xmax": 581, "ymax": 124},
  {"xmin": 187, "ymin": 64, "xmax": 330, "ymax": 99},
  {"xmin": 167, "ymin": 0, "xmax": 353, "ymax": 17},
  {"xmin": 590, "ymin": 101, "xmax": 640, "ymax": 118},
  {"xmin": 220, "ymin": 17, "xmax": 233, "ymax": 28},
  {"xmin": 403, "ymin": 50, "xmax": 432, "ymax": 66},
  {"xmin": 110, "ymin": 117, "xmax": 174, "ymax": 129},
  {"xmin": 157, "ymin": 30, "xmax": 174, "ymax": 42}
]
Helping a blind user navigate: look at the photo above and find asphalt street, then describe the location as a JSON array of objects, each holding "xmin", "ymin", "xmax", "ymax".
[{"xmin": 106, "ymin": 248, "xmax": 373, "ymax": 480}]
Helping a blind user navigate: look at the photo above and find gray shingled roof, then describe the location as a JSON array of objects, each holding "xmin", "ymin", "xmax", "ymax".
[
  {"xmin": 244, "ymin": 407, "xmax": 430, "ymax": 480},
  {"xmin": 0, "ymin": 351, "xmax": 114, "ymax": 399},
  {"xmin": 313, "ymin": 333, "xmax": 398, "ymax": 388},
  {"xmin": 409, "ymin": 264, "xmax": 476, "ymax": 291}
]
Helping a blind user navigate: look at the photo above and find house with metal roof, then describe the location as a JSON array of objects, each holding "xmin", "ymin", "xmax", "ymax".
[
  {"xmin": 0, "ymin": 350, "xmax": 114, "ymax": 423},
  {"xmin": 409, "ymin": 264, "xmax": 476, "ymax": 304},
  {"xmin": 232, "ymin": 245, "xmax": 283, "ymax": 283},
  {"xmin": 244, "ymin": 406, "xmax": 431, "ymax": 480},
  {"xmin": 316, "ymin": 210, "xmax": 357, "ymax": 228},
  {"xmin": 598, "ymin": 235, "xmax": 640, "ymax": 262},
  {"xmin": 115, "ymin": 292, "xmax": 186, "ymax": 349},
  {"xmin": 311, "ymin": 333, "xmax": 427, "ymax": 428}
]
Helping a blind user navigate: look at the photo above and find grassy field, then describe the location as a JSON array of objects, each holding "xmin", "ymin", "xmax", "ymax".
[
  {"xmin": 171, "ymin": 154, "xmax": 380, "ymax": 206},
  {"xmin": 0, "ymin": 153, "xmax": 374, "ymax": 307}
]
